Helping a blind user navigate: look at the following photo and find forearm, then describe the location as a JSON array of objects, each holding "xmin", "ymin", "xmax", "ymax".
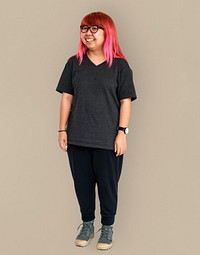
[
  {"xmin": 118, "ymin": 98, "xmax": 131, "ymax": 127},
  {"xmin": 115, "ymin": 98, "xmax": 132, "ymax": 155},
  {"xmin": 59, "ymin": 93, "xmax": 73, "ymax": 130}
]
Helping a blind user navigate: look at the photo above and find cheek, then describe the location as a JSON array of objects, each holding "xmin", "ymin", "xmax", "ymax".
[
  {"xmin": 98, "ymin": 35, "xmax": 105, "ymax": 45},
  {"xmin": 97, "ymin": 32, "xmax": 105, "ymax": 43}
]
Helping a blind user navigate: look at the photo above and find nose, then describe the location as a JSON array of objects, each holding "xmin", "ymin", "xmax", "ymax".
[{"xmin": 85, "ymin": 28, "xmax": 92, "ymax": 35}]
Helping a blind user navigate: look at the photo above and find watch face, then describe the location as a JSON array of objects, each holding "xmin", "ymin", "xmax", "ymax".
[{"xmin": 125, "ymin": 128, "xmax": 129, "ymax": 134}]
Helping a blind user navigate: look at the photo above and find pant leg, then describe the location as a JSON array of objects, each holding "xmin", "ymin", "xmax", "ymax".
[
  {"xmin": 67, "ymin": 144, "xmax": 96, "ymax": 222},
  {"xmin": 93, "ymin": 148, "xmax": 123, "ymax": 225}
]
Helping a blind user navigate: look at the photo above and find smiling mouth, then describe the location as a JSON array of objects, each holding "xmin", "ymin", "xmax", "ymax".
[{"xmin": 85, "ymin": 38, "xmax": 95, "ymax": 42}]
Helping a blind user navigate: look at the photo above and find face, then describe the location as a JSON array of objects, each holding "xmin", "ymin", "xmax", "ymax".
[{"xmin": 80, "ymin": 25, "xmax": 105, "ymax": 52}]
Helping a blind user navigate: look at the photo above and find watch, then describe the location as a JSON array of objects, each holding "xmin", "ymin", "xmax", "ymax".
[{"xmin": 117, "ymin": 127, "xmax": 129, "ymax": 134}]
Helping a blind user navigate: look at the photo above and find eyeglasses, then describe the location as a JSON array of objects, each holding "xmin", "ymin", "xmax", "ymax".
[{"xmin": 80, "ymin": 25, "xmax": 104, "ymax": 33}]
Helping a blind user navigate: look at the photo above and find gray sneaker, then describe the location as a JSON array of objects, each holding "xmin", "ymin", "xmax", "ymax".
[
  {"xmin": 96, "ymin": 225, "xmax": 113, "ymax": 250},
  {"xmin": 75, "ymin": 220, "xmax": 94, "ymax": 247}
]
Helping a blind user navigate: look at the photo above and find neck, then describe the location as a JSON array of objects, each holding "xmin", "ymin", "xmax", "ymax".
[{"xmin": 87, "ymin": 50, "xmax": 105, "ymax": 60}]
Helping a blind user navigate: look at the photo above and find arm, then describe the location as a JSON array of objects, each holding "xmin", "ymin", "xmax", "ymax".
[
  {"xmin": 58, "ymin": 92, "xmax": 73, "ymax": 151},
  {"xmin": 114, "ymin": 98, "xmax": 132, "ymax": 156},
  {"xmin": 118, "ymin": 98, "xmax": 131, "ymax": 131}
]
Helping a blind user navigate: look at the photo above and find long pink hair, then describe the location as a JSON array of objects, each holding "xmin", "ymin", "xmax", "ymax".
[{"xmin": 76, "ymin": 12, "xmax": 126, "ymax": 67}]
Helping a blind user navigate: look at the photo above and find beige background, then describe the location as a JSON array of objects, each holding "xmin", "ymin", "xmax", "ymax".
[{"xmin": 0, "ymin": 0, "xmax": 200, "ymax": 254}]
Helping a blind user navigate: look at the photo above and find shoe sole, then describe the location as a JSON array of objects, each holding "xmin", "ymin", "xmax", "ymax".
[
  {"xmin": 96, "ymin": 242, "xmax": 113, "ymax": 250},
  {"xmin": 75, "ymin": 233, "xmax": 94, "ymax": 247}
]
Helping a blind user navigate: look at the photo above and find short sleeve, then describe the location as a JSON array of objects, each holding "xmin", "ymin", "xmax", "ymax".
[
  {"xmin": 118, "ymin": 60, "xmax": 137, "ymax": 102},
  {"xmin": 55, "ymin": 57, "xmax": 74, "ymax": 95}
]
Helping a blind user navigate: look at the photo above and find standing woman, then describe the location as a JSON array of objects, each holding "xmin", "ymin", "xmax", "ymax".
[{"xmin": 56, "ymin": 12, "xmax": 137, "ymax": 250}]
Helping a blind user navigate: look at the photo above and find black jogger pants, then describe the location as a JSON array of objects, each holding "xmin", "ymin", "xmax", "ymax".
[{"xmin": 67, "ymin": 144, "xmax": 123, "ymax": 225}]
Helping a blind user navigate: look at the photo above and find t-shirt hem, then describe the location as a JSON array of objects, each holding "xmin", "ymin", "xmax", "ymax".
[
  {"xmin": 119, "ymin": 95, "xmax": 137, "ymax": 101},
  {"xmin": 68, "ymin": 141, "xmax": 114, "ymax": 150},
  {"xmin": 56, "ymin": 88, "xmax": 74, "ymax": 95}
]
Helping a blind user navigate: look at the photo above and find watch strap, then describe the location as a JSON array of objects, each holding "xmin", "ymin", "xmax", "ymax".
[{"xmin": 117, "ymin": 126, "xmax": 129, "ymax": 134}]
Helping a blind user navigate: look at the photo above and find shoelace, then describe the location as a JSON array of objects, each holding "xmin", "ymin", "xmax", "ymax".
[
  {"xmin": 96, "ymin": 226, "xmax": 113, "ymax": 241},
  {"xmin": 77, "ymin": 222, "xmax": 93, "ymax": 237}
]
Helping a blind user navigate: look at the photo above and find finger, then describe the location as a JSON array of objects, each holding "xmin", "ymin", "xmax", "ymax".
[
  {"xmin": 120, "ymin": 148, "xmax": 124, "ymax": 155},
  {"xmin": 61, "ymin": 137, "xmax": 67, "ymax": 145},
  {"xmin": 116, "ymin": 147, "xmax": 121, "ymax": 157},
  {"xmin": 114, "ymin": 143, "xmax": 117, "ymax": 153},
  {"xmin": 59, "ymin": 141, "xmax": 67, "ymax": 151},
  {"xmin": 62, "ymin": 143, "xmax": 68, "ymax": 151},
  {"xmin": 115, "ymin": 145, "xmax": 119, "ymax": 155}
]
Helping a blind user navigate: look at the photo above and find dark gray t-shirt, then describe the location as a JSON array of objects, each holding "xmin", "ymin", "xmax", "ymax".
[{"xmin": 56, "ymin": 55, "xmax": 137, "ymax": 150}]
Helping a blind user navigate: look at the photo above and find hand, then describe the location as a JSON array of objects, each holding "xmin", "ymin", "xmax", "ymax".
[
  {"xmin": 58, "ymin": 131, "xmax": 68, "ymax": 152},
  {"xmin": 114, "ymin": 132, "xmax": 127, "ymax": 156}
]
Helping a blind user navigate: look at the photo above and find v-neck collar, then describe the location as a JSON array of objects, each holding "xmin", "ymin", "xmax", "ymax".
[{"xmin": 85, "ymin": 54, "xmax": 107, "ymax": 67}]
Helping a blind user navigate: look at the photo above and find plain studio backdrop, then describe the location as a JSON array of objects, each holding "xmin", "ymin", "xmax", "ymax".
[{"xmin": 0, "ymin": 0, "xmax": 199, "ymax": 254}]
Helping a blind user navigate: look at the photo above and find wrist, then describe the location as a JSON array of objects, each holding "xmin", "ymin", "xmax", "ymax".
[
  {"xmin": 118, "ymin": 130, "xmax": 126, "ymax": 135},
  {"xmin": 117, "ymin": 126, "xmax": 129, "ymax": 135},
  {"xmin": 58, "ymin": 129, "xmax": 66, "ymax": 132}
]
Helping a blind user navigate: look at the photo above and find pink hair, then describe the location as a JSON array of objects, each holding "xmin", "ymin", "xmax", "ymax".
[{"xmin": 76, "ymin": 12, "xmax": 127, "ymax": 67}]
